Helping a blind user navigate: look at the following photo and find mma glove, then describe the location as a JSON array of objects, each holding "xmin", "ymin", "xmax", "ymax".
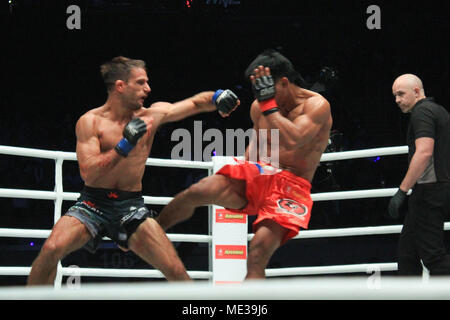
[
  {"xmin": 252, "ymin": 74, "xmax": 279, "ymax": 116},
  {"xmin": 114, "ymin": 117, "xmax": 148, "ymax": 157},
  {"xmin": 212, "ymin": 89, "xmax": 239, "ymax": 114},
  {"xmin": 388, "ymin": 188, "xmax": 407, "ymax": 219}
]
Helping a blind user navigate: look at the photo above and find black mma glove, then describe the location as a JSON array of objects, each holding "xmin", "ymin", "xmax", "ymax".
[
  {"xmin": 212, "ymin": 89, "xmax": 239, "ymax": 114},
  {"xmin": 388, "ymin": 188, "xmax": 407, "ymax": 219},
  {"xmin": 114, "ymin": 117, "xmax": 148, "ymax": 157},
  {"xmin": 252, "ymin": 74, "xmax": 276, "ymax": 101},
  {"xmin": 252, "ymin": 74, "xmax": 279, "ymax": 115}
]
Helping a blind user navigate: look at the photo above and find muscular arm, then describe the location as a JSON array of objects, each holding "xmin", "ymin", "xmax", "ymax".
[
  {"xmin": 151, "ymin": 90, "xmax": 239, "ymax": 126},
  {"xmin": 399, "ymin": 137, "xmax": 434, "ymax": 191},
  {"xmin": 257, "ymin": 97, "xmax": 330, "ymax": 149},
  {"xmin": 151, "ymin": 91, "xmax": 217, "ymax": 125},
  {"xmin": 76, "ymin": 114, "xmax": 122, "ymax": 184}
]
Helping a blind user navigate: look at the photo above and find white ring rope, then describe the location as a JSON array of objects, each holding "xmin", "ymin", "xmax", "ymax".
[
  {"xmin": 0, "ymin": 145, "xmax": 409, "ymax": 163},
  {"xmin": 319, "ymin": 146, "xmax": 408, "ymax": 161},
  {"xmin": 0, "ymin": 228, "xmax": 211, "ymax": 243},
  {"xmin": 0, "ymin": 266, "xmax": 211, "ymax": 279},
  {"xmin": 0, "ymin": 144, "xmax": 446, "ymax": 284},
  {"xmin": 4, "ymin": 223, "xmax": 450, "ymax": 242},
  {"xmin": 1, "ymin": 277, "xmax": 449, "ymax": 300},
  {"xmin": 265, "ymin": 262, "xmax": 398, "ymax": 277},
  {"xmin": 0, "ymin": 187, "xmax": 405, "ymax": 202}
]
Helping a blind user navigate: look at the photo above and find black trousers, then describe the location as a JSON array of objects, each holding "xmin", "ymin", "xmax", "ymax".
[{"xmin": 397, "ymin": 182, "xmax": 450, "ymax": 275}]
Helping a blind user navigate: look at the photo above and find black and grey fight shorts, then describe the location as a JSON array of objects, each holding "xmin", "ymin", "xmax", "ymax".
[{"xmin": 65, "ymin": 186, "xmax": 156, "ymax": 253}]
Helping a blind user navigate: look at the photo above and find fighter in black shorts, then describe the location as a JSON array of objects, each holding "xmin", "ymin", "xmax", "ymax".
[
  {"xmin": 66, "ymin": 186, "xmax": 156, "ymax": 253},
  {"xmin": 27, "ymin": 56, "xmax": 239, "ymax": 285}
]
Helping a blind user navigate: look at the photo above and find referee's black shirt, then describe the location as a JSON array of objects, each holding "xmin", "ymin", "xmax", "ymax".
[{"xmin": 407, "ymin": 97, "xmax": 450, "ymax": 183}]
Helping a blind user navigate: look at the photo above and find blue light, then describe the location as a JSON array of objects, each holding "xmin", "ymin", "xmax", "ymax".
[
  {"xmin": 29, "ymin": 242, "xmax": 34, "ymax": 247},
  {"xmin": 373, "ymin": 156, "xmax": 381, "ymax": 162}
]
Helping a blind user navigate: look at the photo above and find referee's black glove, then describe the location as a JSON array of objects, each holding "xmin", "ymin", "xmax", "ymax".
[{"xmin": 388, "ymin": 188, "xmax": 407, "ymax": 219}]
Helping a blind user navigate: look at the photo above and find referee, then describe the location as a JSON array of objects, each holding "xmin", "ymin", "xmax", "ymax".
[{"xmin": 390, "ymin": 73, "xmax": 450, "ymax": 275}]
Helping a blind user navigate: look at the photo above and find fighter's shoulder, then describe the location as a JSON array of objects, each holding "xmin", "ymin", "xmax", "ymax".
[
  {"xmin": 147, "ymin": 101, "xmax": 172, "ymax": 114},
  {"xmin": 76, "ymin": 108, "xmax": 102, "ymax": 134},
  {"xmin": 304, "ymin": 94, "xmax": 330, "ymax": 111},
  {"xmin": 291, "ymin": 94, "xmax": 330, "ymax": 127},
  {"xmin": 77, "ymin": 109, "xmax": 98, "ymax": 124},
  {"xmin": 143, "ymin": 102, "xmax": 172, "ymax": 125}
]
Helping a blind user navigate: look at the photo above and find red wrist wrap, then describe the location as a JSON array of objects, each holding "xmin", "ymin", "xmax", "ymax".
[{"xmin": 259, "ymin": 98, "xmax": 278, "ymax": 112}]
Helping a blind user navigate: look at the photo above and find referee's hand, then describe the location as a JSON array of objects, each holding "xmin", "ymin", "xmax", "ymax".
[{"xmin": 388, "ymin": 188, "xmax": 407, "ymax": 219}]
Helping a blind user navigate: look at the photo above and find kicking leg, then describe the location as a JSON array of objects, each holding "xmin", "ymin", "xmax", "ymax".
[{"xmin": 156, "ymin": 174, "xmax": 247, "ymax": 231}]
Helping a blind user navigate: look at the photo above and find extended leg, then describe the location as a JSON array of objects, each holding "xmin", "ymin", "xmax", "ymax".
[
  {"xmin": 156, "ymin": 174, "xmax": 247, "ymax": 231},
  {"xmin": 128, "ymin": 218, "xmax": 191, "ymax": 281},
  {"xmin": 27, "ymin": 216, "xmax": 92, "ymax": 286}
]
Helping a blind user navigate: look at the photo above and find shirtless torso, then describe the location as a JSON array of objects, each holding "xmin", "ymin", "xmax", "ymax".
[
  {"xmin": 249, "ymin": 87, "xmax": 332, "ymax": 181},
  {"xmin": 75, "ymin": 80, "xmax": 225, "ymax": 192},
  {"xmin": 76, "ymin": 106, "xmax": 155, "ymax": 191}
]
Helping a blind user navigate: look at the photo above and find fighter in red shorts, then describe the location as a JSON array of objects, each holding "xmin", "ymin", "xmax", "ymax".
[{"xmin": 157, "ymin": 50, "xmax": 332, "ymax": 279}]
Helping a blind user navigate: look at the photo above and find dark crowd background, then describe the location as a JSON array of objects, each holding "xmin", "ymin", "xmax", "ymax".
[{"xmin": 0, "ymin": 0, "xmax": 449, "ymax": 285}]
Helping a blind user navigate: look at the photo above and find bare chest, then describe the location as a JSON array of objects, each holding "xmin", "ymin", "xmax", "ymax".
[
  {"xmin": 96, "ymin": 118, "xmax": 153, "ymax": 154},
  {"xmin": 256, "ymin": 113, "xmax": 330, "ymax": 176},
  {"xmin": 97, "ymin": 122, "xmax": 124, "ymax": 152}
]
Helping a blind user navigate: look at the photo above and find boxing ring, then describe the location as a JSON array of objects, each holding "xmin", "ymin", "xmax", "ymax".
[{"xmin": 1, "ymin": 144, "xmax": 450, "ymax": 300}]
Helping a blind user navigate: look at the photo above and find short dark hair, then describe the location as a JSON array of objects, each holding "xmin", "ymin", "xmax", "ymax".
[
  {"xmin": 100, "ymin": 56, "xmax": 146, "ymax": 92},
  {"xmin": 245, "ymin": 49, "xmax": 307, "ymax": 87}
]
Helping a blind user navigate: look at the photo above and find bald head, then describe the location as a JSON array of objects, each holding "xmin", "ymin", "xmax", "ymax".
[
  {"xmin": 392, "ymin": 74, "xmax": 426, "ymax": 113},
  {"xmin": 393, "ymin": 74, "xmax": 425, "ymax": 93}
]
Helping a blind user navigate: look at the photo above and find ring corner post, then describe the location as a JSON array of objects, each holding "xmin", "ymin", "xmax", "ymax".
[
  {"xmin": 53, "ymin": 155, "xmax": 65, "ymax": 288},
  {"xmin": 211, "ymin": 156, "xmax": 248, "ymax": 285}
]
